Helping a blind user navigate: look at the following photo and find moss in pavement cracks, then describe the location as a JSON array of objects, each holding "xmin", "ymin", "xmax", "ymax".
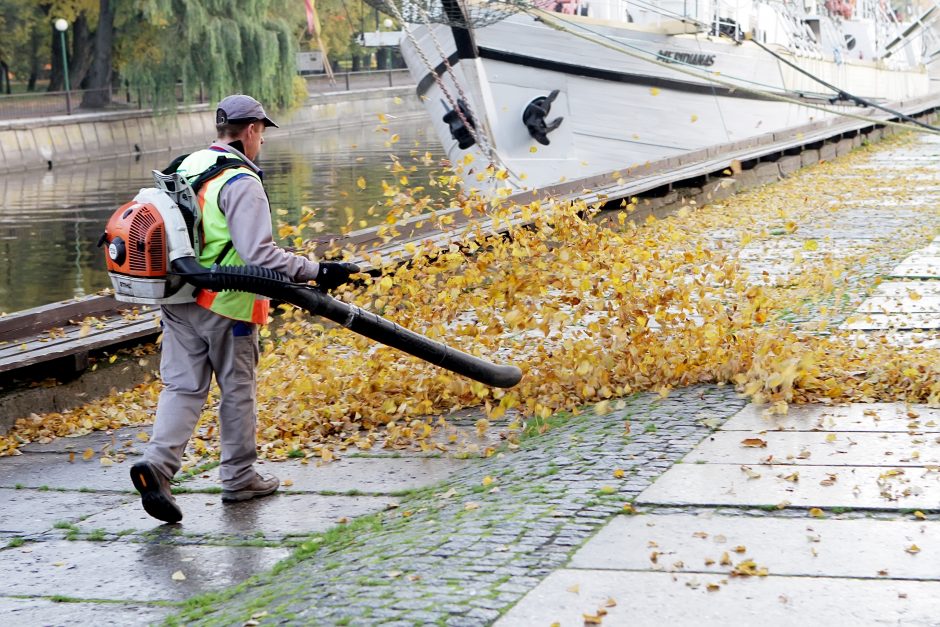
[
  {"xmin": 169, "ymin": 512, "xmax": 391, "ymax": 625},
  {"xmin": 175, "ymin": 460, "xmax": 221, "ymax": 483}
]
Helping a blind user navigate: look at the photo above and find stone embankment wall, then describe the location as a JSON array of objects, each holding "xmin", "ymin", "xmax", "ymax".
[{"xmin": 0, "ymin": 87, "xmax": 423, "ymax": 174}]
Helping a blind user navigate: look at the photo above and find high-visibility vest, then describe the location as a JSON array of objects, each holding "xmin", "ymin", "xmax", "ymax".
[{"xmin": 177, "ymin": 148, "xmax": 270, "ymax": 324}]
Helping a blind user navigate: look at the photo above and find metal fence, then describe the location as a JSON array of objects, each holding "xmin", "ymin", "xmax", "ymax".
[
  {"xmin": 305, "ymin": 69, "xmax": 413, "ymax": 94},
  {"xmin": 0, "ymin": 70, "xmax": 415, "ymax": 122}
]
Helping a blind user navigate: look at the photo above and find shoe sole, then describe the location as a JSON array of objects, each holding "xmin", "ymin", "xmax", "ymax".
[{"xmin": 130, "ymin": 462, "xmax": 183, "ymax": 523}]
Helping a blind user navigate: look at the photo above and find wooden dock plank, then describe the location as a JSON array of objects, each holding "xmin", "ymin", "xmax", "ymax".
[{"xmin": 0, "ymin": 311, "xmax": 160, "ymax": 374}]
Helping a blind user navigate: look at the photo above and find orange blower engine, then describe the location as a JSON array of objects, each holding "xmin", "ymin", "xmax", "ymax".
[{"xmin": 99, "ymin": 175, "xmax": 201, "ymax": 305}]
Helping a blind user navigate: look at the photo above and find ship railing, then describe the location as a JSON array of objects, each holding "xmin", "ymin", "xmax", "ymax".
[{"xmin": 766, "ymin": 0, "xmax": 824, "ymax": 54}]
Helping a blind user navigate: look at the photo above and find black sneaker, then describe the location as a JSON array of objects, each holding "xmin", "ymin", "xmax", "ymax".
[
  {"xmin": 222, "ymin": 473, "xmax": 280, "ymax": 503},
  {"xmin": 130, "ymin": 461, "xmax": 183, "ymax": 523}
]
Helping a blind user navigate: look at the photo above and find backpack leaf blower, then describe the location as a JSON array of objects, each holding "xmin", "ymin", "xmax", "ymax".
[{"xmin": 100, "ymin": 166, "xmax": 522, "ymax": 389}]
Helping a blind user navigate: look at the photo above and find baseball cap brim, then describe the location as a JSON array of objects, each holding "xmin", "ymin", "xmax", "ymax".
[{"xmin": 227, "ymin": 116, "xmax": 279, "ymax": 128}]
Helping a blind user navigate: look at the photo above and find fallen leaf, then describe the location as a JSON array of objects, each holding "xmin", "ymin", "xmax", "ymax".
[{"xmin": 741, "ymin": 465, "xmax": 761, "ymax": 479}]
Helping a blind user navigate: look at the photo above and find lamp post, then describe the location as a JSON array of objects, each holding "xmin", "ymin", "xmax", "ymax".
[
  {"xmin": 382, "ymin": 18, "xmax": 394, "ymax": 70},
  {"xmin": 54, "ymin": 18, "xmax": 71, "ymax": 115}
]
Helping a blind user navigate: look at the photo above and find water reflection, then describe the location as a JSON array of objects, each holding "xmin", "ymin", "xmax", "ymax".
[{"xmin": 0, "ymin": 117, "xmax": 441, "ymax": 313}]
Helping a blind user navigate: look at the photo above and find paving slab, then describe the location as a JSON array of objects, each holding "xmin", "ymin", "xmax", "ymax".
[
  {"xmin": 570, "ymin": 514, "xmax": 940, "ymax": 579},
  {"xmin": 79, "ymin": 492, "xmax": 394, "ymax": 537},
  {"xmin": 637, "ymin": 463, "xmax": 940, "ymax": 509},
  {"xmin": 841, "ymin": 312, "xmax": 940, "ymax": 330},
  {"xmin": 870, "ymin": 280, "xmax": 940, "ymax": 299},
  {"xmin": 847, "ymin": 331, "xmax": 940, "ymax": 349},
  {"xmin": 889, "ymin": 257, "xmax": 940, "ymax": 278},
  {"xmin": 495, "ymin": 569, "xmax": 940, "ymax": 626},
  {"xmin": 720, "ymin": 403, "xmax": 940, "ymax": 432},
  {"xmin": 0, "ymin": 488, "xmax": 129, "ymax": 535},
  {"xmin": 685, "ymin": 431, "xmax": 940, "ymax": 466},
  {"xmin": 0, "ymin": 539, "xmax": 289, "ymax": 601},
  {"xmin": 0, "ymin": 453, "xmax": 136, "ymax": 491},
  {"xmin": 0, "ymin": 597, "xmax": 170, "ymax": 626},
  {"xmin": 18, "ymin": 425, "xmax": 149, "ymax": 455},
  {"xmin": 856, "ymin": 294, "xmax": 940, "ymax": 314},
  {"xmin": 186, "ymin": 456, "xmax": 470, "ymax": 494}
]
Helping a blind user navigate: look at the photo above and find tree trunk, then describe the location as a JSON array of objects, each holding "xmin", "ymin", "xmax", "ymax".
[
  {"xmin": 48, "ymin": 23, "xmax": 64, "ymax": 92},
  {"xmin": 70, "ymin": 14, "xmax": 95, "ymax": 90},
  {"xmin": 0, "ymin": 61, "xmax": 10, "ymax": 94},
  {"xmin": 82, "ymin": 0, "xmax": 115, "ymax": 108}
]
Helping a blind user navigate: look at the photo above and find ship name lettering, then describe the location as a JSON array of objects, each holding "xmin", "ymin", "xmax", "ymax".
[{"xmin": 658, "ymin": 50, "xmax": 716, "ymax": 67}]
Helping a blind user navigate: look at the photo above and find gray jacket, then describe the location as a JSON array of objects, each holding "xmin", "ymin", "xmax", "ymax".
[{"xmin": 210, "ymin": 141, "xmax": 320, "ymax": 282}]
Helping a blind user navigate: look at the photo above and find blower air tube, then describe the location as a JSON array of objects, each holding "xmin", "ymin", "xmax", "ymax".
[{"xmin": 171, "ymin": 256, "xmax": 523, "ymax": 389}]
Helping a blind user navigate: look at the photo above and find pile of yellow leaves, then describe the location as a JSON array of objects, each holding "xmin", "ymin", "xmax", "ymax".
[{"xmin": 1, "ymin": 136, "xmax": 937, "ymax": 459}]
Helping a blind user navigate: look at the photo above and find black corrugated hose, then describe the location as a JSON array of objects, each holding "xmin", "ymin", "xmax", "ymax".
[{"xmin": 170, "ymin": 256, "xmax": 523, "ymax": 389}]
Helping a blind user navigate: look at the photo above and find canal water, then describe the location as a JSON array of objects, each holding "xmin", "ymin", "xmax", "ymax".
[{"xmin": 0, "ymin": 116, "xmax": 441, "ymax": 314}]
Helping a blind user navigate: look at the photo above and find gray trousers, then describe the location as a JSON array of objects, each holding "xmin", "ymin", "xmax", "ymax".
[{"xmin": 144, "ymin": 302, "xmax": 260, "ymax": 490}]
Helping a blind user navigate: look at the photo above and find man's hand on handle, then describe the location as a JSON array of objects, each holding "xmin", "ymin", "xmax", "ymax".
[{"xmin": 314, "ymin": 261, "xmax": 361, "ymax": 291}]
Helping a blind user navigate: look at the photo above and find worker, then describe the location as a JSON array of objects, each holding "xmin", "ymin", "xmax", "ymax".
[{"xmin": 130, "ymin": 94, "xmax": 359, "ymax": 523}]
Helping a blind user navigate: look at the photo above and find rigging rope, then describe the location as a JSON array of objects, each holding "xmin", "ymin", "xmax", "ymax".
[
  {"xmin": 749, "ymin": 37, "xmax": 940, "ymax": 133},
  {"xmin": 418, "ymin": 6, "xmax": 500, "ymax": 161},
  {"xmin": 388, "ymin": 3, "xmax": 483, "ymax": 151}
]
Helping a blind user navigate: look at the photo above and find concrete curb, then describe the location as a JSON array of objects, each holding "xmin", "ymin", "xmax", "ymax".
[{"xmin": 0, "ymin": 87, "xmax": 422, "ymax": 175}]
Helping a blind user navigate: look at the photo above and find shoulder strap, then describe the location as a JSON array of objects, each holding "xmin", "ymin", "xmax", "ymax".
[
  {"xmin": 212, "ymin": 241, "xmax": 234, "ymax": 267},
  {"xmin": 162, "ymin": 153, "xmax": 189, "ymax": 175},
  {"xmin": 185, "ymin": 155, "xmax": 256, "ymax": 266},
  {"xmin": 191, "ymin": 156, "xmax": 249, "ymax": 266},
  {"xmin": 189, "ymin": 155, "xmax": 252, "ymax": 196}
]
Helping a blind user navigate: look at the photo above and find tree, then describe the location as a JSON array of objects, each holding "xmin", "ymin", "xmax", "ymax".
[
  {"xmin": 43, "ymin": 0, "xmax": 98, "ymax": 92},
  {"xmin": 0, "ymin": 0, "xmax": 49, "ymax": 92},
  {"xmin": 119, "ymin": 0, "xmax": 301, "ymax": 112},
  {"xmin": 312, "ymin": 0, "xmax": 386, "ymax": 69}
]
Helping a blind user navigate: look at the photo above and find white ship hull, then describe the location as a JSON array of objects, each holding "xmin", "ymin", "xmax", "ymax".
[{"xmin": 400, "ymin": 12, "xmax": 931, "ymax": 195}]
